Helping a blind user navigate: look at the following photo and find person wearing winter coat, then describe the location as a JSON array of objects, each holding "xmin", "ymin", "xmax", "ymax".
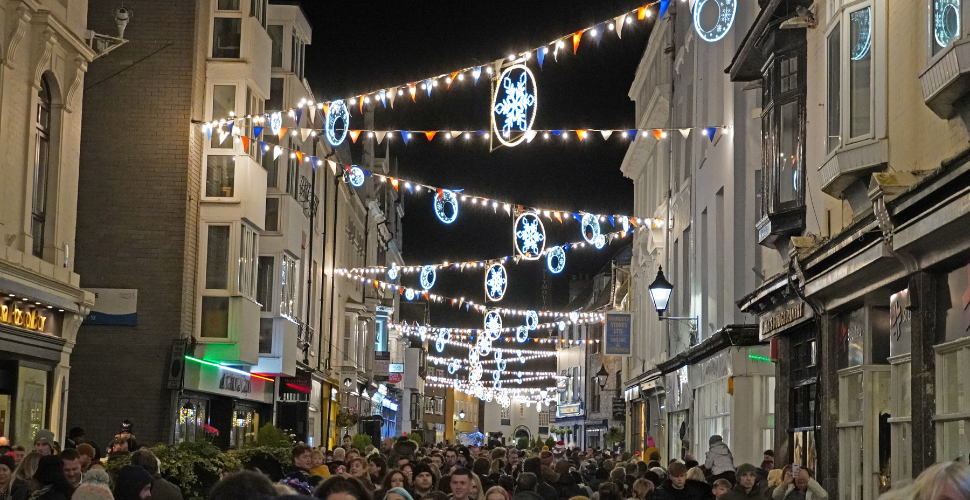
[
  {"xmin": 653, "ymin": 464, "xmax": 714, "ymax": 500},
  {"xmin": 720, "ymin": 464, "xmax": 767, "ymax": 500},
  {"xmin": 703, "ymin": 436, "xmax": 735, "ymax": 486},
  {"xmin": 771, "ymin": 468, "xmax": 827, "ymax": 500}
]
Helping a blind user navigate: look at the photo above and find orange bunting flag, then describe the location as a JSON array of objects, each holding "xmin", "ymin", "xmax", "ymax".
[
  {"xmin": 425, "ymin": 131, "xmax": 437, "ymax": 141},
  {"xmin": 295, "ymin": 151, "xmax": 303, "ymax": 164},
  {"xmin": 374, "ymin": 280, "xmax": 380, "ymax": 289},
  {"xmin": 349, "ymin": 130, "xmax": 361, "ymax": 143},
  {"xmin": 391, "ymin": 178, "xmax": 399, "ymax": 191},
  {"xmin": 359, "ymin": 97, "xmax": 364, "ymax": 114},
  {"xmin": 653, "ymin": 129, "xmax": 664, "ymax": 140},
  {"xmin": 630, "ymin": 217, "xmax": 638, "ymax": 227},
  {"xmin": 277, "ymin": 127, "xmax": 288, "ymax": 140},
  {"xmin": 409, "ymin": 85, "xmax": 417, "ymax": 102},
  {"xmin": 638, "ymin": 6, "xmax": 647, "ymax": 20},
  {"xmin": 449, "ymin": 71, "xmax": 459, "ymax": 89},
  {"xmin": 323, "ymin": 103, "xmax": 330, "ymax": 116},
  {"xmin": 240, "ymin": 136, "xmax": 250, "ymax": 151},
  {"xmin": 572, "ymin": 30, "xmax": 583, "ymax": 54},
  {"xmin": 576, "ymin": 130, "xmax": 587, "ymax": 141},
  {"xmin": 555, "ymin": 212, "xmax": 563, "ymax": 223}
]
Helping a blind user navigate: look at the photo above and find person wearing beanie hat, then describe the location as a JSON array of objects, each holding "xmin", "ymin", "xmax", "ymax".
[
  {"xmin": 720, "ymin": 464, "xmax": 766, "ymax": 500},
  {"xmin": 411, "ymin": 462, "xmax": 437, "ymax": 497},
  {"xmin": 704, "ymin": 435, "xmax": 735, "ymax": 485},
  {"xmin": 0, "ymin": 454, "xmax": 15, "ymax": 498},
  {"xmin": 113, "ymin": 465, "xmax": 153, "ymax": 500},
  {"xmin": 384, "ymin": 487, "xmax": 414, "ymax": 500},
  {"xmin": 73, "ymin": 469, "xmax": 113, "ymax": 500}
]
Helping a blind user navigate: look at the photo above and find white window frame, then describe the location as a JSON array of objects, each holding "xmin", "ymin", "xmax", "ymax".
[
  {"xmin": 934, "ymin": 337, "xmax": 970, "ymax": 463},
  {"xmin": 280, "ymin": 253, "xmax": 299, "ymax": 321},
  {"xmin": 888, "ymin": 354, "xmax": 912, "ymax": 484},
  {"xmin": 211, "ymin": 0, "xmax": 243, "ymax": 60},
  {"xmin": 927, "ymin": 0, "xmax": 966, "ymax": 58},
  {"xmin": 199, "ymin": 222, "xmax": 235, "ymax": 340},
  {"xmin": 237, "ymin": 223, "xmax": 259, "ymax": 300}
]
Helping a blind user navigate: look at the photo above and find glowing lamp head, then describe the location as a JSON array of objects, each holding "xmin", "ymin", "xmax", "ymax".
[
  {"xmin": 648, "ymin": 266, "xmax": 674, "ymax": 318},
  {"xmin": 595, "ymin": 364, "xmax": 609, "ymax": 390}
]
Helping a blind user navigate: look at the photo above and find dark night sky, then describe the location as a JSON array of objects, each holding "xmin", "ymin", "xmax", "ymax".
[{"xmin": 298, "ymin": 1, "xmax": 651, "ymax": 335}]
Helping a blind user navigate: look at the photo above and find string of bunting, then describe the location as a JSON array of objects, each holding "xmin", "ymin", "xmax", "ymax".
[
  {"xmin": 197, "ymin": 1, "xmax": 672, "ymax": 128},
  {"xmin": 397, "ymin": 320, "xmax": 604, "ymax": 343},
  {"xmin": 426, "ymin": 374, "xmax": 557, "ymax": 385},
  {"xmin": 340, "ymin": 126, "xmax": 730, "ymax": 144}
]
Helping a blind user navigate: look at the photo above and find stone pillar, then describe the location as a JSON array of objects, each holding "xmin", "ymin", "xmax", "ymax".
[
  {"xmin": 818, "ymin": 313, "xmax": 840, "ymax": 499},
  {"xmin": 774, "ymin": 335, "xmax": 791, "ymax": 465},
  {"xmin": 910, "ymin": 272, "xmax": 943, "ymax": 475}
]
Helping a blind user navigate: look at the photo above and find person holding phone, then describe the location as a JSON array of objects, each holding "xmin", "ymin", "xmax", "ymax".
[{"xmin": 771, "ymin": 466, "xmax": 827, "ymax": 500}]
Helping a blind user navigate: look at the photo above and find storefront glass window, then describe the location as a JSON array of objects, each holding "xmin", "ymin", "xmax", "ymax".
[
  {"xmin": 175, "ymin": 400, "xmax": 208, "ymax": 445},
  {"xmin": 15, "ymin": 367, "xmax": 47, "ymax": 444},
  {"xmin": 697, "ymin": 379, "xmax": 730, "ymax": 450},
  {"xmin": 936, "ymin": 343, "xmax": 970, "ymax": 463},
  {"xmin": 230, "ymin": 409, "xmax": 257, "ymax": 448}
]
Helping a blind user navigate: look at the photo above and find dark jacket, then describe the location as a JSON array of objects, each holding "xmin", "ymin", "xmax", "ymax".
[
  {"xmin": 536, "ymin": 481, "xmax": 558, "ymax": 500},
  {"xmin": 150, "ymin": 477, "xmax": 184, "ymax": 500},
  {"xmin": 721, "ymin": 482, "xmax": 769, "ymax": 500},
  {"xmin": 27, "ymin": 488, "xmax": 69, "ymax": 500},
  {"xmin": 652, "ymin": 479, "xmax": 715, "ymax": 500},
  {"xmin": 10, "ymin": 479, "xmax": 29, "ymax": 500},
  {"xmin": 513, "ymin": 491, "xmax": 545, "ymax": 500}
]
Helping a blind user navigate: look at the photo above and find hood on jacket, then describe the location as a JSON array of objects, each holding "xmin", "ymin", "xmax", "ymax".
[{"xmin": 708, "ymin": 442, "xmax": 731, "ymax": 455}]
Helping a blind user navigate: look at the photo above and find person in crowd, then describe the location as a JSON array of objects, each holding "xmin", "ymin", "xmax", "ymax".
[
  {"xmin": 72, "ymin": 469, "xmax": 112, "ymax": 500},
  {"xmin": 595, "ymin": 482, "xmax": 620, "ymax": 500},
  {"xmin": 721, "ymin": 465, "xmax": 765, "ymax": 500},
  {"xmin": 431, "ymin": 455, "xmax": 445, "ymax": 472},
  {"xmin": 210, "ymin": 470, "xmax": 277, "ymax": 500},
  {"xmin": 312, "ymin": 450, "xmax": 333, "ymax": 479},
  {"xmin": 505, "ymin": 451, "xmax": 522, "ymax": 478},
  {"xmin": 369, "ymin": 457, "xmax": 389, "ymax": 486},
  {"xmin": 449, "ymin": 468, "xmax": 475, "ymax": 500},
  {"xmin": 11, "ymin": 447, "xmax": 25, "ymax": 464},
  {"xmin": 401, "ymin": 463, "xmax": 415, "ymax": 484},
  {"xmin": 771, "ymin": 468, "xmax": 826, "ymax": 500},
  {"xmin": 129, "ymin": 449, "xmax": 181, "ymax": 500},
  {"xmin": 348, "ymin": 458, "xmax": 376, "ymax": 492},
  {"xmin": 711, "ymin": 480, "xmax": 731, "ymax": 500},
  {"xmin": 107, "ymin": 438, "xmax": 130, "ymax": 462},
  {"xmin": 498, "ymin": 476, "xmax": 515, "ymax": 498},
  {"xmin": 632, "ymin": 478, "xmax": 655, "ymax": 500},
  {"xmin": 703, "ymin": 437, "xmax": 735, "ymax": 486},
  {"xmin": 469, "ymin": 473, "xmax": 486, "ymax": 500},
  {"xmin": 281, "ymin": 444, "xmax": 316, "ymax": 495},
  {"xmin": 117, "ymin": 421, "xmax": 139, "ymax": 452},
  {"xmin": 381, "ymin": 439, "xmax": 396, "ymax": 458},
  {"xmin": 385, "ymin": 487, "xmax": 415, "ymax": 500},
  {"xmin": 762, "ymin": 453, "xmax": 774, "ymax": 472},
  {"xmin": 0, "ymin": 455, "xmax": 16, "ymax": 500},
  {"xmin": 472, "ymin": 460, "xmax": 494, "ymax": 492},
  {"xmin": 32, "ymin": 432, "xmax": 55, "ymax": 457},
  {"xmin": 376, "ymin": 469, "xmax": 409, "ymax": 500},
  {"xmin": 412, "ymin": 463, "xmax": 438, "ymax": 498},
  {"xmin": 316, "ymin": 475, "xmax": 374, "ymax": 500},
  {"xmin": 608, "ymin": 469, "xmax": 627, "ymax": 498},
  {"xmin": 75, "ymin": 445, "xmax": 97, "ymax": 473},
  {"xmin": 512, "ymin": 473, "xmax": 543, "ymax": 500},
  {"xmin": 444, "ymin": 450, "xmax": 459, "ymax": 475},
  {"xmin": 331, "ymin": 448, "xmax": 348, "ymax": 475},
  {"xmin": 484, "ymin": 485, "xmax": 507, "ymax": 500},
  {"xmin": 32, "ymin": 455, "xmax": 74, "ymax": 500},
  {"xmin": 765, "ymin": 470, "xmax": 782, "ymax": 491},
  {"xmin": 552, "ymin": 460, "xmax": 582, "ymax": 500},
  {"xmin": 114, "ymin": 465, "xmax": 154, "ymax": 500},
  {"xmin": 877, "ymin": 460, "xmax": 970, "ymax": 500},
  {"xmin": 522, "ymin": 459, "xmax": 556, "ymax": 500},
  {"xmin": 653, "ymin": 463, "xmax": 714, "ymax": 500},
  {"xmin": 685, "ymin": 468, "xmax": 705, "ymax": 483},
  {"xmin": 59, "ymin": 449, "xmax": 83, "ymax": 490},
  {"xmin": 11, "ymin": 452, "xmax": 41, "ymax": 500},
  {"xmin": 343, "ymin": 436, "xmax": 354, "ymax": 450},
  {"xmin": 348, "ymin": 450, "xmax": 362, "ymax": 462}
]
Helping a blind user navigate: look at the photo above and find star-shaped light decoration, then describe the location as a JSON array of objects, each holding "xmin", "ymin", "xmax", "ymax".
[
  {"xmin": 514, "ymin": 213, "xmax": 546, "ymax": 260},
  {"xmin": 485, "ymin": 263, "xmax": 508, "ymax": 301}
]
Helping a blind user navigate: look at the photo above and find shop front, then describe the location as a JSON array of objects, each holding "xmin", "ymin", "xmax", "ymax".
[{"xmin": 178, "ymin": 356, "xmax": 274, "ymax": 449}]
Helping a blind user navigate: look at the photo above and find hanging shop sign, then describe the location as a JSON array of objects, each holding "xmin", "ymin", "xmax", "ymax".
[
  {"xmin": 759, "ymin": 298, "xmax": 813, "ymax": 341},
  {"xmin": 889, "ymin": 288, "xmax": 911, "ymax": 357},
  {"xmin": 556, "ymin": 403, "xmax": 583, "ymax": 418},
  {"xmin": 374, "ymin": 351, "xmax": 390, "ymax": 379},
  {"xmin": 0, "ymin": 296, "xmax": 61, "ymax": 336},
  {"xmin": 84, "ymin": 288, "xmax": 138, "ymax": 325},
  {"xmin": 604, "ymin": 313, "xmax": 632, "ymax": 356},
  {"xmin": 612, "ymin": 397, "xmax": 626, "ymax": 419}
]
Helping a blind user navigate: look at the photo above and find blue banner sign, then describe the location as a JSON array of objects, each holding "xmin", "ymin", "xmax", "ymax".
[{"xmin": 604, "ymin": 313, "xmax": 632, "ymax": 356}]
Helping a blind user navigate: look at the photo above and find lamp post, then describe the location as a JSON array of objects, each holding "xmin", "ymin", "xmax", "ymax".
[
  {"xmin": 596, "ymin": 364, "xmax": 609, "ymax": 390},
  {"xmin": 648, "ymin": 266, "xmax": 698, "ymax": 345}
]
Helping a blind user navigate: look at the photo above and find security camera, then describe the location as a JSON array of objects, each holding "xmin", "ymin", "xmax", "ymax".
[{"xmin": 115, "ymin": 7, "xmax": 131, "ymax": 39}]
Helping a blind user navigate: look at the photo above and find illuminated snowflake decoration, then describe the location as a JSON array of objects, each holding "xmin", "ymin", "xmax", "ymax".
[
  {"xmin": 434, "ymin": 189, "xmax": 459, "ymax": 224},
  {"xmin": 525, "ymin": 310, "xmax": 539, "ymax": 331},
  {"xmin": 581, "ymin": 213, "xmax": 602, "ymax": 243},
  {"xmin": 547, "ymin": 245, "xmax": 566, "ymax": 274},
  {"xmin": 418, "ymin": 326, "xmax": 428, "ymax": 340},
  {"xmin": 348, "ymin": 166, "xmax": 365, "ymax": 188},
  {"xmin": 435, "ymin": 338, "xmax": 446, "ymax": 353},
  {"xmin": 386, "ymin": 267, "xmax": 398, "ymax": 280},
  {"xmin": 469, "ymin": 364, "xmax": 484, "ymax": 383},
  {"xmin": 558, "ymin": 321, "xmax": 567, "ymax": 331},
  {"xmin": 419, "ymin": 265, "xmax": 436, "ymax": 290},
  {"xmin": 493, "ymin": 370, "xmax": 502, "ymax": 382},
  {"xmin": 568, "ymin": 312, "xmax": 579, "ymax": 323},
  {"xmin": 516, "ymin": 326, "xmax": 529, "ymax": 343},
  {"xmin": 693, "ymin": 0, "xmax": 737, "ymax": 43},
  {"xmin": 935, "ymin": 1, "xmax": 961, "ymax": 49},
  {"xmin": 497, "ymin": 358, "xmax": 507, "ymax": 371},
  {"xmin": 491, "ymin": 65, "xmax": 538, "ymax": 147},
  {"xmin": 485, "ymin": 263, "xmax": 508, "ymax": 301},
  {"xmin": 850, "ymin": 7, "xmax": 872, "ymax": 60},
  {"xmin": 484, "ymin": 310, "xmax": 503, "ymax": 335},
  {"xmin": 325, "ymin": 100, "xmax": 350, "ymax": 146},
  {"xmin": 477, "ymin": 337, "xmax": 493, "ymax": 356},
  {"xmin": 437, "ymin": 328, "xmax": 451, "ymax": 342},
  {"xmin": 513, "ymin": 213, "xmax": 546, "ymax": 260},
  {"xmin": 405, "ymin": 289, "xmax": 416, "ymax": 301},
  {"xmin": 498, "ymin": 394, "xmax": 511, "ymax": 408},
  {"xmin": 269, "ymin": 111, "xmax": 283, "ymax": 136},
  {"xmin": 594, "ymin": 234, "xmax": 606, "ymax": 249}
]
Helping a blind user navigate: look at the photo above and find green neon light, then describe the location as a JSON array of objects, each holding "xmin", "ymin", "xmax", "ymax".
[
  {"xmin": 184, "ymin": 356, "xmax": 274, "ymax": 381},
  {"xmin": 749, "ymin": 354, "xmax": 772, "ymax": 363}
]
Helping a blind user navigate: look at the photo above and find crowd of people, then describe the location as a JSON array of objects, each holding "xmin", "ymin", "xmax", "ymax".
[{"xmin": 1, "ymin": 425, "xmax": 968, "ymax": 500}]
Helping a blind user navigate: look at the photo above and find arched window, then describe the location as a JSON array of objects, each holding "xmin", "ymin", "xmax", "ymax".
[{"xmin": 31, "ymin": 76, "xmax": 53, "ymax": 258}]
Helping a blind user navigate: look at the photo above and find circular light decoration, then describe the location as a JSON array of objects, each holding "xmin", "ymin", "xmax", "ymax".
[
  {"xmin": 268, "ymin": 111, "xmax": 283, "ymax": 136},
  {"xmin": 516, "ymin": 325, "xmax": 529, "ymax": 343},
  {"xmin": 435, "ymin": 338, "xmax": 446, "ymax": 353},
  {"xmin": 404, "ymin": 289, "xmax": 416, "ymax": 301},
  {"xmin": 434, "ymin": 189, "xmax": 459, "ymax": 224},
  {"xmin": 558, "ymin": 321, "xmax": 567, "ymax": 331},
  {"xmin": 581, "ymin": 213, "xmax": 602, "ymax": 243},
  {"xmin": 546, "ymin": 246, "xmax": 566, "ymax": 274},
  {"xmin": 491, "ymin": 64, "xmax": 538, "ymax": 147},
  {"xmin": 935, "ymin": 1, "xmax": 961, "ymax": 49},
  {"xmin": 492, "ymin": 370, "xmax": 502, "ymax": 382},
  {"xmin": 477, "ymin": 337, "xmax": 493, "ymax": 356},
  {"xmin": 418, "ymin": 326, "xmax": 428, "ymax": 340},
  {"xmin": 387, "ymin": 267, "xmax": 398, "ymax": 280},
  {"xmin": 850, "ymin": 7, "xmax": 872, "ymax": 61},
  {"xmin": 497, "ymin": 358, "xmax": 507, "ymax": 371},
  {"xmin": 594, "ymin": 234, "xmax": 606, "ymax": 249},
  {"xmin": 324, "ymin": 99, "xmax": 350, "ymax": 146},
  {"xmin": 419, "ymin": 265, "xmax": 436, "ymax": 290},
  {"xmin": 484, "ymin": 310, "xmax": 503, "ymax": 334},
  {"xmin": 468, "ymin": 349, "xmax": 480, "ymax": 364},
  {"xmin": 437, "ymin": 328, "xmax": 451, "ymax": 342},
  {"xmin": 448, "ymin": 360, "xmax": 461, "ymax": 375},
  {"xmin": 347, "ymin": 166, "xmax": 365, "ymax": 188},
  {"xmin": 513, "ymin": 213, "xmax": 546, "ymax": 260},
  {"xmin": 568, "ymin": 312, "xmax": 579, "ymax": 323},
  {"xmin": 485, "ymin": 263, "xmax": 508, "ymax": 301},
  {"xmin": 470, "ymin": 364, "xmax": 483, "ymax": 383},
  {"xmin": 525, "ymin": 310, "xmax": 539, "ymax": 331},
  {"xmin": 692, "ymin": 0, "xmax": 737, "ymax": 43}
]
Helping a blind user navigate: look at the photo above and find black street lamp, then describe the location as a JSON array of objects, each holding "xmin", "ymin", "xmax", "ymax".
[
  {"xmin": 596, "ymin": 364, "xmax": 609, "ymax": 390},
  {"xmin": 648, "ymin": 266, "xmax": 673, "ymax": 318}
]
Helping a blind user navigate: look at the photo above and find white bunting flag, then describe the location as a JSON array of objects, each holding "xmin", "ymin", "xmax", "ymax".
[
  {"xmin": 375, "ymin": 131, "xmax": 387, "ymax": 144},
  {"xmin": 451, "ymin": 131, "xmax": 464, "ymax": 139},
  {"xmin": 388, "ymin": 89, "xmax": 397, "ymax": 108},
  {"xmin": 616, "ymin": 15, "xmax": 627, "ymax": 38},
  {"xmin": 680, "ymin": 128, "xmax": 691, "ymax": 138},
  {"xmin": 273, "ymin": 145, "xmax": 282, "ymax": 159},
  {"xmin": 525, "ymin": 130, "xmax": 538, "ymax": 143},
  {"xmin": 327, "ymin": 160, "xmax": 337, "ymax": 175},
  {"xmin": 600, "ymin": 130, "xmax": 613, "ymax": 140}
]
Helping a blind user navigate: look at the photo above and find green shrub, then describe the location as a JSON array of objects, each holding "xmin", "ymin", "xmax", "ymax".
[
  {"xmin": 407, "ymin": 433, "xmax": 422, "ymax": 445},
  {"xmin": 232, "ymin": 446, "xmax": 291, "ymax": 481},
  {"xmin": 544, "ymin": 437, "xmax": 556, "ymax": 448},
  {"xmin": 107, "ymin": 441, "xmax": 241, "ymax": 499},
  {"xmin": 254, "ymin": 423, "xmax": 293, "ymax": 448},
  {"xmin": 352, "ymin": 433, "xmax": 371, "ymax": 452},
  {"xmin": 516, "ymin": 437, "xmax": 529, "ymax": 450}
]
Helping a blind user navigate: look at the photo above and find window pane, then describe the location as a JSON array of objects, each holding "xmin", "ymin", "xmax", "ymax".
[
  {"xmin": 212, "ymin": 17, "xmax": 241, "ymax": 58},
  {"xmin": 941, "ymin": 420, "xmax": 969, "ymax": 463},
  {"xmin": 845, "ymin": 373, "xmax": 863, "ymax": 422},
  {"xmin": 778, "ymin": 101, "xmax": 799, "ymax": 205},
  {"xmin": 827, "ymin": 25, "xmax": 841, "ymax": 153},
  {"xmin": 256, "ymin": 256, "xmax": 274, "ymax": 311},
  {"xmin": 259, "ymin": 318, "xmax": 274, "ymax": 353},
  {"xmin": 217, "ymin": 0, "xmax": 239, "ymax": 10},
  {"xmin": 210, "ymin": 85, "xmax": 236, "ymax": 148},
  {"xmin": 265, "ymin": 198, "xmax": 280, "ymax": 232},
  {"xmin": 201, "ymin": 296, "xmax": 230, "ymax": 338},
  {"xmin": 268, "ymin": 25, "xmax": 283, "ymax": 67},
  {"xmin": 942, "ymin": 351, "xmax": 965, "ymax": 413},
  {"xmin": 849, "ymin": 7, "xmax": 872, "ymax": 138},
  {"xmin": 205, "ymin": 225, "xmax": 230, "ymax": 289},
  {"xmin": 267, "ymin": 78, "xmax": 284, "ymax": 112},
  {"xmin": 262, "ymin": 134, "xmax": 279, "ymax": 186},
  {"xmin": 206, "ymin": 156, "xmax": 235, "ymax": 197},
  {"xmin": 933, "ymin": 0, "xmax": 962, "ymax": 53}
]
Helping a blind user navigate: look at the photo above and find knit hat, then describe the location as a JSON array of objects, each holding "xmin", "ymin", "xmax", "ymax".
[
  {"xmin": 0, "ymin": 455, "xmax": 15, "ymax": 472},
  {"xmin": 119, "ymin": 420, "xmax": 134, "ymax": 434},
  {"xmin": 709, "ymin": 435, "xmax": 723, "ymax": 445},
  {"xmin": 412, "ymin": 462, "xmax": 438, "ymax": 482},
  {"xmin": 114, "ymin": 465, "xmax": 153, "ymax": 500},
  {"xmin": 73, "ymin": 484, "xmax": 114, "ymax": 500},
  {"xmin": 82, "ymin": 469, "xmax": 112, "ymax": 490},
  {"xmin": 386, "ymin": 487, "xmax": 415, "ymax": 500},
  {"xmin": 737, "ymin": 464, "xmax": 758, "ymax": 477}
]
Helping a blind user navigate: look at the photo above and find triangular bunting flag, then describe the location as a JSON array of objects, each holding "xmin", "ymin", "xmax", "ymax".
[
  {"xmin": 425, "ymin": 131, "xmax": 437, "ymax": 141},
  {"xmin": 555, "ymin": 212, "xmax": 562, "ymax": 223},
  {"xmin": 226, "ymin": 122, "xmax": 234, "ymax": 135},
  {"xmin": 473, "ymin": 67, "xmax": 482, "ymax": 85},
  {"xmin": 592, "ymin": 24, "xmax": 604, "ymax": 46},
  {"xmin": 576, "ymin": 130, "xmax": 587, "ymax": 141},
  {"xmin": 609, "ymin": 216, "xmax": 615, "ymax": 226},
  {"xmin": 706, "ymin": 127, "xmax": 718, "ymax": 142},
  {"xmin": 218, "ymin": 130, "xmax": 230, "ymax": 145},
  {"xmin": 525, "ymin": 130, "xmax": 538, "ymax": 143},
  {"xmin": 600, "ymin": 130, "xmax": 613, "ymax": 140},
  {"xmin": 659, "ymin": 0, "xmax": 670, "ymax": 19},
  {"xmin": 388, "ymin": 90, "xmax": 396, "ymax": 108},
  {"xmin": 493, "ymin": 59, "xmax": 503, "ymax": 79},
  {"xmin": 295, "ymin": 151, "xmax": 303, "ymax": 164},
  {"xmin": 679, "ymin": 128, "xmax": 691, "ymax": 138},
  {"xmin": 402, "ymin": 133, "xmax": 410, "ymax": 145},
  {"xmin": 653, "ymin": 129, "xmax": 664, "ymax": 140},
  {"xmin": 253, "ymin": 126, "xmax": 263, "ymax": 137},
  {"xmin": 449, "ymin": 71, "xmax": 459, "ymax": 89},
  {"xmin": 300, "ymin": 128, "xmax": 312, "ymax": 142},
  {"xmin": 323, "ymin": 103, "xmax": 330, "ymax": 116},
  {"xmin": 409, "ymin": 85, "xmax": 416, "ymax": 102},
  {"xmin": 628, "ymin": 129, "xmax": 638, "ymax": 138},
  {"xmin": 572, "ymin": 30, "xmax": 583, "ymax": 54},
  {"xmin": 273, "ymin": 146, "xmax": 282, "ymax": 159},
  {"xmin": 204, "ymin": 126, "xmax": 212, "ymax": 141},
  {"xmin": 638, "ymin": 6, "xmax": 647, "ymax": 20},
  {"xmin": 551, "ymin": 130, "xmax": 563, "ymax": 136},
  {"xmin": 349, "ymin": 130, "xmax": 361, "ymax": 143},
  {"xmin": 294, "ymin": 108, "xmax": 303, "ymax": 127},
  {"xmin": 310, "ymin": 156, "xmax": 319, "ymax": 169},
  {"xmin": 537, "ymin": 47, "xmax": 546, "ymax": 69},
  {"xmin": 277, "ymin": 127, "xmax": 288, "ymax": 140},
  {"xmin": 375, "ymin": 131, "xmax": 387, "ymax": 144},
  {"xmin": 359, "ymin": 96, "xmax": 364, "ymax": 114},
  {"xmin": 451, "ymin": 130, "xmax": 463, "ymax": 139},
  {"xmin": 240, "ymin": 136, "xmax": 250, "ymax": 151},
  {"xmin": 425, "ymin": 79, "xmax": 433, "ymax": 97},
  {"xmin": 616, "ymin": 15, "xmax": 627, "ymax": 38},
  {"xmin": 378, "ymin": 90, "xmax": 386, "ymax": 108},
  {"xmin": 327, "ymin": 160, "xmax": 337, "ymax": 175}
]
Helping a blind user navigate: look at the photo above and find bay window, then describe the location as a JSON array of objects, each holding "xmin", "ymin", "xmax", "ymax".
[
  {"xmin": 202, "ymin": 225, "xmax": 231, "ymax": 338},
  {"xmin": 932, "ymin": 0, "xmax": 962, "ymax": 55},
  {"xmin": 849, "ymin": 6, "xmax": 872, "ymax": 139},
  {"xmin": 826, "ymin": 3, "xmax": 876, "ymax": 148},
  {"xmin": 205, "ymin": 156, "xmax": 235, "ymax": 198},
  {"xmin": 246, "ymin": 87, "xmax": 264, "ymax": 163},
  {"xmin": 256, "ymin": 256, "xmax": 274, "ymax": 311}
]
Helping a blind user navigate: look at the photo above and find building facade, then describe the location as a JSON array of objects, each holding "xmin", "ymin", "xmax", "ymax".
[{"xmin": 0, "ymin": 0, "xmax": 97, "ymax": 446}]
